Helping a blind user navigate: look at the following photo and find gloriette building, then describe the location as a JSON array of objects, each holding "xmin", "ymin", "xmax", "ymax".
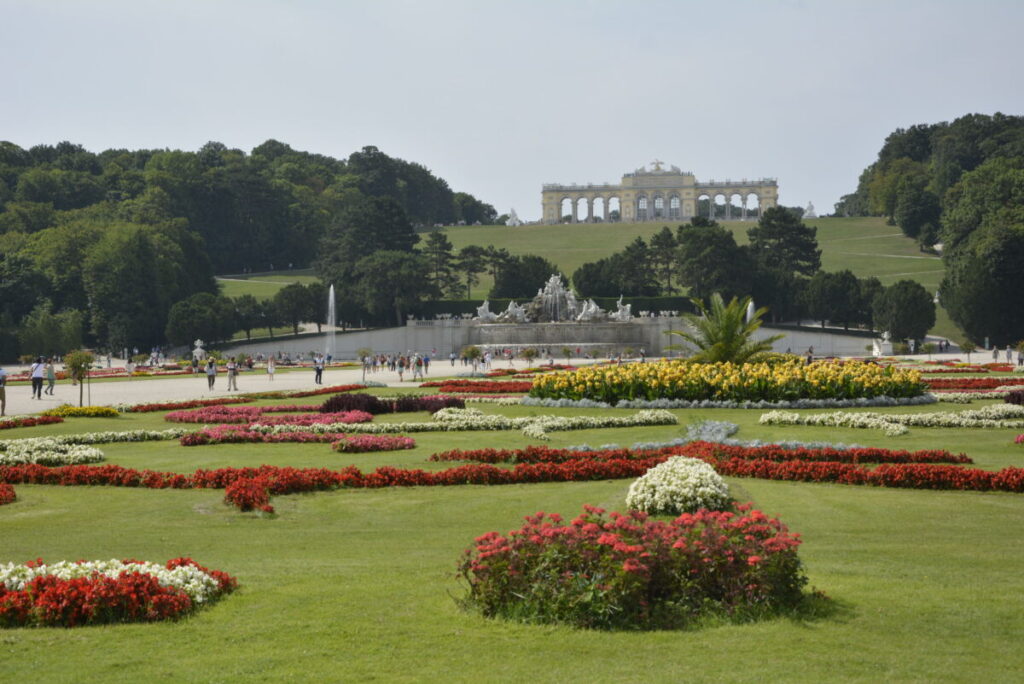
[{"xmin": 541, "ymin": 160, "xmax": 778, "ymax": 224}]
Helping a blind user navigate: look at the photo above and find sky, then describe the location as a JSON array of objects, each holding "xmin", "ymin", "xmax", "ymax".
[{"xmin": 3, "ymin": 0, "xmax": 1024, "ymax": 221}]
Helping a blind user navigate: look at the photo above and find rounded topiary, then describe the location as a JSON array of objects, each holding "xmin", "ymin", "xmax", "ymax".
[
  {"xmin": 320, "ymin": 393, "xmax": 386, "ymax": 414},
  {"xmin": 626, "ymin": 456, "xmax": 731, "ymax": 515}
]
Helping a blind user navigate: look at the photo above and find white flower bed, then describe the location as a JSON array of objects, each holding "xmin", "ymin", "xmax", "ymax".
[
  {"xmin": 0, "ymin": 439, "xmax": 105, "ymax": 465},
  {"xmin": 0, "ymin": 559, "xmax": 223, "ymax": 604},
  {"xmin": 625, "ymin": 456, "xmax": 731, "ymax": 515},
  {"xmin": 760, "ymin": 403, "xmax": 1024, "ymax": 435},
  {"xmin": 568, "ymin": 420, "xmax": 866, "ymax": 452},
  {"xmin": 522, "ymin": 395, "xmax": 937, "ymax": 410},
  {"xmin": 248, "ymin": 408, "xmax": 678, "ymax": 441}
]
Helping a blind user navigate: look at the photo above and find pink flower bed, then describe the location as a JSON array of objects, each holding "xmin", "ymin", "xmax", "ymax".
[
  {"xmin": 179, "ymin": 425, "xmax": 409, "ymax": 451},
  {"xmin": 165, "ymin": 406, "xmax": 371, "ymax": 425}
]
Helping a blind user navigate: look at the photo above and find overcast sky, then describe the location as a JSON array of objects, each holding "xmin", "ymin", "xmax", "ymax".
[{"xmin": 3, "ymin": 0, "xmax": 1023, "ymax": 220}]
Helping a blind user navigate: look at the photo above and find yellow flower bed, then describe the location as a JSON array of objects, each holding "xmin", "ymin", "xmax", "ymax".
[
  {"xmin": 529, "ymin": 360, "xmax": 925, "ymax": 403},
  {"xmin": 41, "ymin": 405, "xmax": 121, "ymax": 418}
]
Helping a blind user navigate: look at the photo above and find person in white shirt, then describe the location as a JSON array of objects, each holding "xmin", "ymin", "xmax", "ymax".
[{"xmin": 30, "ymin": 357, "xmax": 45, "ymax": 399}]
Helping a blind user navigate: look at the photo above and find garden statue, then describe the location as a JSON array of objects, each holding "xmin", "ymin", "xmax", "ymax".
[
  {"xmin": 474, "ymin": 300, "xmax": 498, "ymax": 323},
  {"xmin": 192, "ymin": 339, "xmax": 207, "ymax": 361}
]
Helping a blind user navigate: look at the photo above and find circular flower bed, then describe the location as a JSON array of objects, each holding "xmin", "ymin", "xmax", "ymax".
[
  {"xmin": 625, "ymin": 456, "xmax": 731, "ymax": 514},
  {"xmin": 530, "ymin": 359, "xmax": 925, "ymax": 404},
  {"xmin": 0, "ymin": 558, "xmax": 237, "ymax": 627},
  {"xmin": 457, "ymin": 504, "xmax": 808, "ymax": 630}
]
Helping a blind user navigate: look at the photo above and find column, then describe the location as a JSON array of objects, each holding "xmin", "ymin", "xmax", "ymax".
[
  {"xmin": 571, "ymin": 197, "xmax": 578, "ymax": 223},
  {"xmin": 741, "ymin": 196, "xmax": 748, "ymax": 221},
  {"xmin": 586, "ymin": 198, "xmax": 593, "ymax": 223},
  {"xmin": 725, "ymin": 195, "xmax": 732, "ymax": 220},
  {"xmin": 603, "ymin": 199, "xmax": 610, "ymax": 222}
]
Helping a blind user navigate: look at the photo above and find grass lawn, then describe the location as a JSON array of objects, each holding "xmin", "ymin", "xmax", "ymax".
[
  {"xmin": 2, "ymin": 391, "xmax": 1023, "ymax": 681},
  {"xmin": 217, "ymin": 270, "xmax": 318, "ymax": 301}
]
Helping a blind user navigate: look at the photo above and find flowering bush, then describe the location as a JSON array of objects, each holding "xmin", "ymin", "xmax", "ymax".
[
  {"xmin": 420, "ymin": 380, "xmax": 534, "ymax": 394},
  {"xmin": 247, "ymin": 407, "xmax": 678, "ymax": 440},
  {"xmin": 761, "ymin": 403, "xmax": 1024, "ymax": 435},
  {"xmin": 165, "ymin": 405, "xmax": 373, "ymax": 425},
  {"xmin": 625, "ymin": 456, "xmax": 731, "ymax": 514},
  {"xmin": 0, "ymin": 415, "xmax": 64, "ymax": 430},
  {"xmin": 0, "ymin": 439, "xmax": 105, "ymax": 466},
  {"xmin": 319, "ymin": 393, "xmax": 464, "ymax": 415},
  {"xmin": 224, "ymin": 478, "xmax": 273, "ymax": 513},
  {"xmin": 180, "ymin": 426, "xmax": 414, "ymax": 451},
  {"xmin": 530, "ymin": 359, "xmax": 926, "ymax": 403},
  {"xmin": 119, "ymin": 397, "xmax": 251, "ymax": 413},
  {"xmin": 331, "ymin": 435, "xmax": 416, "ymax": 453},
  {"xmin": 925, "ymin": 377, "xmax": 1024, "ymax": 390},
  {"xmin": 41, "ymin": 405, "xmax": 120, "ymax": 418},
  {"xmin": 0, "ymin": 483, "xmax": 14, "ymax": 505},
  {"xmin": 0, "ymin": 558, "xmax": 237, "ymax": 627},
  {"xmin": 457, "ymin": 504, "xmax": 808, "ymax": 629}
]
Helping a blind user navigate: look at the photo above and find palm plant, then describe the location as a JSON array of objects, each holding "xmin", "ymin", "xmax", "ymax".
[{"xmin": 666, "ymin": 293, "xmax": 784, "ymax": 363}]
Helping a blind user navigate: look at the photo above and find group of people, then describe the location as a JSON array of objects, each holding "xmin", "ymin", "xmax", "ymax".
[
  {"xmin": 29, "ymin": 357, "xmax": 57, "ymax": 399},
  {"xmin": 362, "ymin": 353, "xmax": 430, "ymax": 381},
  {"xmin": 994, "ymin": 344, "xmax": 1024, "ymax": 366}
]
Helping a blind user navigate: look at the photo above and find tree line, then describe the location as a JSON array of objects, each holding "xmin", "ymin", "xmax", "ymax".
[
  {"xmin": 833, "ymin": 112, "xmax": 1024, "ymax": 345},
  {"xmin": 568, "ymin": 208, "xmax": 934, "ymax": 342},
  {"xmin": 0, "ymin": 140, "xmax": 496, "ymax": 360}
]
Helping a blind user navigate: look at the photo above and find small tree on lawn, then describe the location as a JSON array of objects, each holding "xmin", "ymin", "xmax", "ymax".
[
  {"xmin": 64, "ymin": 350, "xmax": 94, "ymax": 407},
  {"xmin": 921, "ymin": 342, "xmax": 937, "ymax": 360},
  {"xmin": 960, "ymin": 340, "xmax": 976, "ymax": 363},
  {"xmin": 521, "ymin": 348, "xmax": 538, "ymax": 365},
  {"xmin": 462, "ymin": 345, "xmax": 482, "ymax": 371}
]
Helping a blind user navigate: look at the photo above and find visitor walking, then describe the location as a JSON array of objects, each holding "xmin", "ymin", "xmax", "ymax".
[
  {"xmin": 226, "ymin": 357, "xmax": 239, "ymax": 391},
  {"xmin": 412, "ymin": 354, "xmax": 424, "ymax": 380},
  {"xmin": 993, "ymin": 347, "xmax": 999, "ymax": 362},
  {"xmin": 267, "ymin": 356, "xmax": 275, "ymax": 381},
  {"xmin": 30, "ymin": 357, "xmax": 45, "ymax": 399},
  {"xmin": 313, "ymin": 354, "xmax": 324, "ymax": 385},
  {"xmin": 1006, "ymin": 345, "xmax": 1013, "ymax": 364},
  {"xmin": 0, "ymin": 366, "xmax": 7, "ymax": 416},
  {"xmin": 206, "ymin": 358, "xmax": 217, "ymax": 390},
  {"xmin": 45, "ymin": 358, "xmax": 56, "ymax": 395}
]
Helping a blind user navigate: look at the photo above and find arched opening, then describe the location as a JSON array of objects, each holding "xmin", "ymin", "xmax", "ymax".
[
  {"xmin": 745, "ymin": 192, "xmax": 760, "ymax": 220},
  {"xmin": 592, "ymin": 197, "xmax": 606, "ymax": 222},
  {"xmin": 697, "ymin": 194, "xmax": 713, "ymax": 219},
  {"xmin": 728, "ymin": 193, "xmax": 743, "ymax": 221},
  {"xmin": 560, "ymin": 197, "xmax": 573, "ymax": 223},
  {"xmin": 608, "ymin": 196, "xmax": 621, "ymax": 222},
  {"xmin": 653, "ymin": 195, "xmax": 665, "ymax": 219},
  {"xmin": 576, "ymin": 197, "xmax": 590, "ymax": 223},
  {"xmin": 637, "ymin": 195, "xmax": 648, "ymax": 221},
  {"xmin": 713, "ymin": 193, "xmax": 727, "ymax": 220},
  {"xmin": 669, "ymin": 195, "xmax": 681, "ymax": 220}
]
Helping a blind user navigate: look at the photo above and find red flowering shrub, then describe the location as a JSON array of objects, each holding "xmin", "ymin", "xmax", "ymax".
[
  {"xmin": 0, "ymin": 483, "xmax": 15, "ymax": 505},
  {"xmin": 418, "ymin": 380, "xmax": 533, "ymax": 394},
  {"xmin": 0, "ymin": 415, "xmax": 64, "ymax": 430},
  {"xmin": 457, "ymin": 504, "xmax": 808, "ymax": 629},
  {"xmin": 224, "ymin": 477, "xmax": 274, "ymax": 513}
]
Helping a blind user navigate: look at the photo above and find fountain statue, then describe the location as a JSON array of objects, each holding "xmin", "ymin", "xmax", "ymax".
[
  {"xmin": 474, "ymin": 300, "xmax": 498, "ymax": 323},
  {"xmin": 523, "ymin": 274, "xmax": 581, "ymax": 322},
  {"xmin": 576, "ymin": 299, "xmax": 606, "ymax": 322},
  {"xmin": 609, "ymin": 295, "xmax": 632, "ymax": 322},
  {"xmin": 496, "ymin": 300, "xmax": 529, "ymax": 323}
]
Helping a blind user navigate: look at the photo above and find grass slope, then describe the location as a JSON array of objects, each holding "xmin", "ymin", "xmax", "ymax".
[
  {"xmin": 216, "ymin": 270, "xmax": 318, "ymax": 301},
  {"xmin": 2, "ymin": 395, "xmax": 1024, "ymax": 681}
]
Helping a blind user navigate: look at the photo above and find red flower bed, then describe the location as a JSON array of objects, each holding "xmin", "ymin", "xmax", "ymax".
[
  {"xmin": 419, "ymin": 380, "xmax": 533, "ymax": 394},
  {"xmin": 430, "ymin": 443, "xmax": 972, "ymax": 465},
  {"xmin": 0, "ymin": 558, "xmax": 237, "ymax": 628},
  {"xmin": 126, "ymin": 397, "xmax": 251, "ymax": 413},
  {"xmin": 458, "ymin": 504, "xmax": 807, "ymax": 629},
  {"xmin": 925, "ymin": 377, "xmax": 1024, "ymax": 390},
  {"xmin": 0, "ymin": 483, "xmax": 15, "ymax": 505},
  {"xmin": 0, "ymin": 415, "xmax": 64, "ymax": 430},
  {"xmin": 165, "ymin": 406, "xmax": 372, "ymax": 425},
  {"xmin": 330, "ymin": 435, "xmax": 416, "ymax": 453}
]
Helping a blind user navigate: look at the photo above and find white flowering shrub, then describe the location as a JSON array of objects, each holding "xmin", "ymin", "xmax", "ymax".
[{"xmin": 626, "ymin": 457, "xmax": 731, "ymax": 515}]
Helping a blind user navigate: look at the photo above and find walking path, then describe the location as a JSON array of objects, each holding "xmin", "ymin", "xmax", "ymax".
[{"xmin": 0, "ymin": 359, "xmax": 540, "ymax": 418}]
